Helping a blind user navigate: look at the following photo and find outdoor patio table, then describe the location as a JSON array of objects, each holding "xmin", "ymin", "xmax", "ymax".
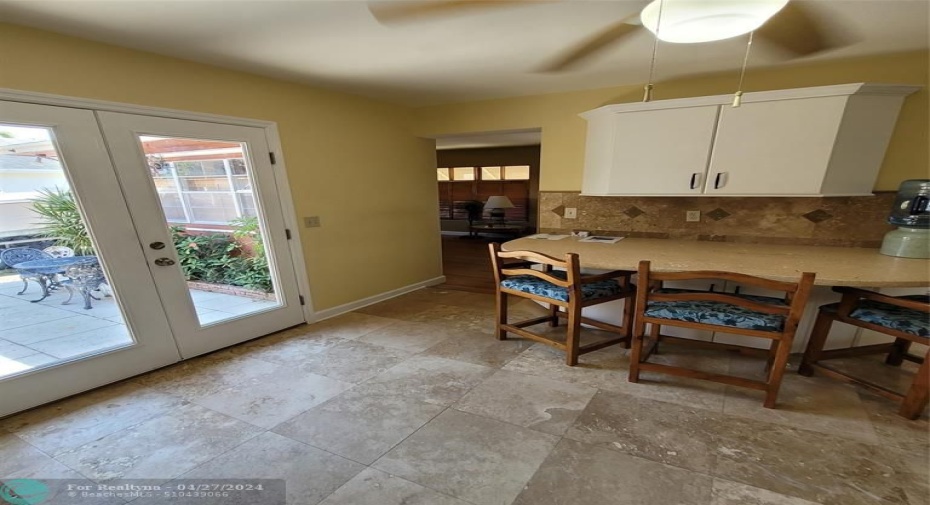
[{"xmin": 12, "ymin": 256, "xmax": 100, "ymax": 304}]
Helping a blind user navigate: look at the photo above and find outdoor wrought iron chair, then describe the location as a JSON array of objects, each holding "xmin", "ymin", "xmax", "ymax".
[
  {"xmin": 0, "ymin": 247, "xmax": 55, "ymax": 295},
  {"xmin": 43, "ymin": 245, "xmax": 76, "ymax": 258},
  {"xmin": 61, "ymin": 261, "xmax": 107, "ymax": 310}
]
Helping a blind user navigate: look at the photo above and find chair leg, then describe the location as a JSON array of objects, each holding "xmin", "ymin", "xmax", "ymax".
[
  {"xmin": 17, "ymin": 276, "xmax": 28, "ymax": 295},
  {"xmin": 621, "ymin": 297, "xmax": 634, "ymax": 348},
  {"xmin": 764, "ymin": 336, "xmax": 794, "ymax": 409},
  {"xmin": 548, "ymin": 303, "xmax": 560, "ymax": 327},
  {"xmin": 495, "ymin": 291, "xmax": 508, "ymax": 341},
  {"xmin": 899, "ymin": 349, "xmax": 930, "ymax": 420},
  {"xmin": 80, "ymin": 288, "xmax": 93, "ymax": 310},
  {"xmin": 565, "ymin": 302, "xmax": 582, "ymax": 366},
  {"xmin": 763, "ymin": 339, "xmax": 778, "ymax": 376},
  {"xmin": 61, "ymin": 285, "xmax": 75, "ymax": 305},
  {"xmin": 649, "ymin": 323, "xmax": 661, "ymax": 354},
  {"xmin": 799, "ymin": 310, "xmax": 834, "ymax": 377},
  {"xmin": 885, "ymin": 338, "xmax": 912, "ymax": 367},
  {"xmin": 628, "ymin": 315, "xmax": 647, "ymax": 383}
]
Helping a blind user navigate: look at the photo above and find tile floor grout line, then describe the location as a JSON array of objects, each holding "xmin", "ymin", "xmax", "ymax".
[
  {"xmin": 363, "ymin": 405, "xmax": 486, "ymax": 505},
  {"xmin": 7, "ymin": 428, "xmax": 105, "ymax": 484}
]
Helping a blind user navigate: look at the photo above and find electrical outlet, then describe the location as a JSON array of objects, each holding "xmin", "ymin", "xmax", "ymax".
[
  {"xmin": 564, "ymin": 208, "xmax": 578, "ymax": 219},
  {"xmin": 303, "ymin": 216, "xmax": 321, "ymax": 228},
  {"xmin": 686, "ymin": 210, "xmax": 701, "ymax": 222}
]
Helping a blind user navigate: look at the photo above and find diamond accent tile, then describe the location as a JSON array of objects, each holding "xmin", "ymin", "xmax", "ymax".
[
  {"xmin": 706, "ymin": 208, "xmax": 731, "ymax": 221},
  {"xmin": 803, "ymin": 209, "xmax": 834, "ymax": 223},
  {"xmin": 551, "ymin": 205, "xmax": 565, "ymax": 217},
  {"xmin": 624, "ymin": 206, "xmax": 645, "ymax": 219}
]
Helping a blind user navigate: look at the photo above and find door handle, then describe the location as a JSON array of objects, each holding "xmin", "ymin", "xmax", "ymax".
[
  {"xmin": 149, "ymin": 241, "xmax": 166, "ymax": 250},
  {"xmin": 690, "ymin": 172, "xmax": 702, "ymax": 190},
  {"xmin": 154, "ymin": 257, "xmax": 175, "ymax": 266},
  {"xmin": 713, "ymin": 172, "xmax": 729, "ymax": 189}
]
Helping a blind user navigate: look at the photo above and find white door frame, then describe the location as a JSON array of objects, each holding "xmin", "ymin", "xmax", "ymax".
[
  {"xmin": 0, "ymin": 87, "xmax": 316, "ymax": 323},
  {"xmin": 0, "ymin": 101, "xmax": 182, "ymax": 417}
]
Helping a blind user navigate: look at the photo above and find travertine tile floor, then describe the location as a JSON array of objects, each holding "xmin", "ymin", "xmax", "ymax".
[{"xmin": 1, "ymin": 287, "xmax": 928, "ymax": 505}]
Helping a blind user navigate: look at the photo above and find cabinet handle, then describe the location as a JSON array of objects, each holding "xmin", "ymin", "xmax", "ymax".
[
  {"xmin": 713, "ymin": 172, "xmax": 728, "ymax": 189},
  {"xmin": 689, "ymin": 172, "xmax": 701, "ymax": 190}
]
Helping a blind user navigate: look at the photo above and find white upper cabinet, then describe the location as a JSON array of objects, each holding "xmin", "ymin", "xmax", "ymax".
[
  {"xmin": 580, "ymin": 83, "xmax": 919, "ymax": 197},
  {"xmin": 599, "ymin": 106, "xmax": 719, "ymax": 195},
  {"xmin": 705, "ymin": 97, "xmax": 847, "ymax": 195}
]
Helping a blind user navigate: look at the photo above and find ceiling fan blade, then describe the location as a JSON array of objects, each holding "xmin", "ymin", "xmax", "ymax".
[
  {"xmin": 755, "ymin": 2, "xmax": 849, "ymax": 57},
  {"xmin": 537, "ymin": 16, "xmax": 641, "ymax": 73},
  {"xmin": 369, "ymin": 0, "xmax": 545, "ymax": 24}
]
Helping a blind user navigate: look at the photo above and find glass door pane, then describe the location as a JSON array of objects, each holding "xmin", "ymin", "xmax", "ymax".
[
  {"xmin": 0, "ymin": 124, "xmax": 133, "ymax": 377},
  {"xmin": 0, "ymin": 101, "xmax": 180, "ymax": 417},
  {"xmin": 140, "ymin": 136, "xmax": 280, "ymax": 326},
  {"xmin": 97, "ymin": 112, "xmax": 304, "ymax": 359}
]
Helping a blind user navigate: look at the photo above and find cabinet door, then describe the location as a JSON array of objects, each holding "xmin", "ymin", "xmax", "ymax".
[
  {"xmin": 606, "ymin": 106, "xmax": 719, "ymax": 195},
  {"xmin": 705, "ymin": 97, "xmax": 845, "ymax": 195}
]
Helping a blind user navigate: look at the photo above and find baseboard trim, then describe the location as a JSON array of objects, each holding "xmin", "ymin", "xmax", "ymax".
[{"xmin": 311, "ymin": 276, "xmax": 446, "ymax": 322}]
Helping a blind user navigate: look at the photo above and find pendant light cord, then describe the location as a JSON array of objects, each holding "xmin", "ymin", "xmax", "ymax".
[
  {"xmin": 733, "ymin": 31, "xmax": 754, "ymax": 107},
  {"xmin": 644, "ymin": 0, "xmax": 664, "ymax": 102}
]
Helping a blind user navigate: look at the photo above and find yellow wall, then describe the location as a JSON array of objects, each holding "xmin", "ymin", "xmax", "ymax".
[
  {"xmin": 414, "ymin": 51, "xmax": 929, "ymax": 192},
  {"xmin": 0, "ymin": 23, "xmax": 442, "ymax": 311}
]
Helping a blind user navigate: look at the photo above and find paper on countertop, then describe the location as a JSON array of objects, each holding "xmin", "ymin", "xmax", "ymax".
[
  {"xmin": 525, "ymin": 234, "xmax": 570, "ymax": 240},
  {"xmin": 579, "ymin": 236, "xmax": 624, "ymax": 244}
]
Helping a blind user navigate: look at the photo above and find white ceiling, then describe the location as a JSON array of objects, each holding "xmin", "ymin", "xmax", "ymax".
[{"xmin": 1, "ymin": 0, "xmax": 927, "ymax": 106}]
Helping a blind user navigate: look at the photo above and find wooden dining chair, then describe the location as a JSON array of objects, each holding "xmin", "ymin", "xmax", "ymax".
[
  {"xmin": 488, "ymin": 243, "xmax": 635, "ymax": 366},
  {"xmin": 799, "ymin": 287, "xmax": 929, "ymax": 419},
  {"xmin": 629, "ymin": 260, "xmax": 815, "ymax": 408}
]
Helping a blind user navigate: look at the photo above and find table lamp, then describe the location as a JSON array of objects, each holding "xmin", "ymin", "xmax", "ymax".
[{"xmin": 484, "ymin": 196, "xmax": 515, "ymax": 225}]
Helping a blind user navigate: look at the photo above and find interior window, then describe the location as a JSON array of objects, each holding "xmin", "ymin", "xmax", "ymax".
[
  {"xmin": 480, "ymin": 166, "xmax": 502, "ymax": 180},
  {"xmin": 504, "ymin": 165, "xmax": 530, "ymax": 180},
  {"xmin": 452, "ymin": 167, "xmax": 475, "ymax": 181}
]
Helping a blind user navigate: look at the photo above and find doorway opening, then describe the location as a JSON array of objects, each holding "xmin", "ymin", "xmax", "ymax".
[{"xmin": 431, "ymin": 129, "xmax": 541, "ymax": 293}]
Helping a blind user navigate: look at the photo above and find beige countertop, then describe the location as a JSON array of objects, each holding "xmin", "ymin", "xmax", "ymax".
[{"xmin": 502, "ymin": 236, "xmax": 930, "ymax": 287}]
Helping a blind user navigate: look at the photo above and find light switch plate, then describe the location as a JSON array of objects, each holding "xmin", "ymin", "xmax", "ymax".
[
  {"xmin": 564, "ymin": 208, "xmax": 578, "ymax": 219},
  {"xmin": 686, "ymin": 211, "xmax": 701, "ymax": 222},
  {"xmin": 304, "ymin": 216, "xmax": 321, "ymax": 228}
]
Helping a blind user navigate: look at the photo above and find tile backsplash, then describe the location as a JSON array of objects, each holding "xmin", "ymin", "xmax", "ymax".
[{"xmin": 538, "ymin": 192, "xmax": 897, "ymax": 247}]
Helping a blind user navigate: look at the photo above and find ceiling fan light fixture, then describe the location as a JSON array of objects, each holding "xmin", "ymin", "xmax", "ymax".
[{"xmin": 641, "ymin": 0, "xmax": 789, "ymax": 43}]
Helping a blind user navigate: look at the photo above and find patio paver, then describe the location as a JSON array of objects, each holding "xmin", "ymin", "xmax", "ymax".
[{"xmin": 0, "ymin": 274, "xmax": 276, "ymax": 378}]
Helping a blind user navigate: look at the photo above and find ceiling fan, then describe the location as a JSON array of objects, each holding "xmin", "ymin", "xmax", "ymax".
[{"xmin": 368, "ymin": 0, "xmax": 850, "ymax": 72}]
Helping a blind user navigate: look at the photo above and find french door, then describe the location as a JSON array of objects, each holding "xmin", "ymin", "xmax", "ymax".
[
  {"xmin": 0, "ymin": 101, "xmax": 305, "ymax": 417},
  {"xmin": 97, "ymin": 113, "xmax": 304, "ymax": 358}
]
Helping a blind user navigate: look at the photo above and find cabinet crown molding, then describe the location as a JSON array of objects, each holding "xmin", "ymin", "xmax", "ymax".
[{"xmin": 580, "ymin": 83, "xmax": 920, "ymax": 118}]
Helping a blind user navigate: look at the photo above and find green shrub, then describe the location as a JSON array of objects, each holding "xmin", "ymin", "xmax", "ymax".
[
  {"xmin": 30, "ymin": 188, "xmax": 94, "ymax": 255},
  {"xmin": 170, "ymin": 222, "xmax": 273, "ymax": 293}
]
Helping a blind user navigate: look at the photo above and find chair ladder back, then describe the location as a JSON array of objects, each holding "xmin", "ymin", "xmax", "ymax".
[
  {"xmin": 647, "ymin": 269, "xmax": 802, "ymax": 294},
  {"xmin": 489, "ymin": 243, "xmax": 578, "ymax": 288},
  {"xmin": 649, "ymin": 291, "xmax": 791, "ymax": 315},
  {"xmin": 833, "ymin": 287, "xmax": 930, "ymax": 315},
  {"xmin": 638, "ymin": 261, "xmax": 815, "ymax": 324}
]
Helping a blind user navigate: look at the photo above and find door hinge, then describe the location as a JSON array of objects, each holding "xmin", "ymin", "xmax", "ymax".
[
  {"xmin": 285, "ymin": 228, "xmax": 292, "ymax": 240},
  {"xmin": 269, "ymin": 152, "xmax": 276, "ymax": 165},
  {"xmin": 299, "ymin": 295, "xmax": 305, "ymax": 306}
]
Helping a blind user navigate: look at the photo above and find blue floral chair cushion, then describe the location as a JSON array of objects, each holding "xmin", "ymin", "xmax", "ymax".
[
  {"xmin": 823, "ymin": 295, "xmax": 929, "ymax": 338},
  {"xmin": 644, "ymin": 288, "xmax": 788, "ymax": 332},
  {"xmin": 500, "ymin": 270, "xmax": 623, "ymax": 302}
]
